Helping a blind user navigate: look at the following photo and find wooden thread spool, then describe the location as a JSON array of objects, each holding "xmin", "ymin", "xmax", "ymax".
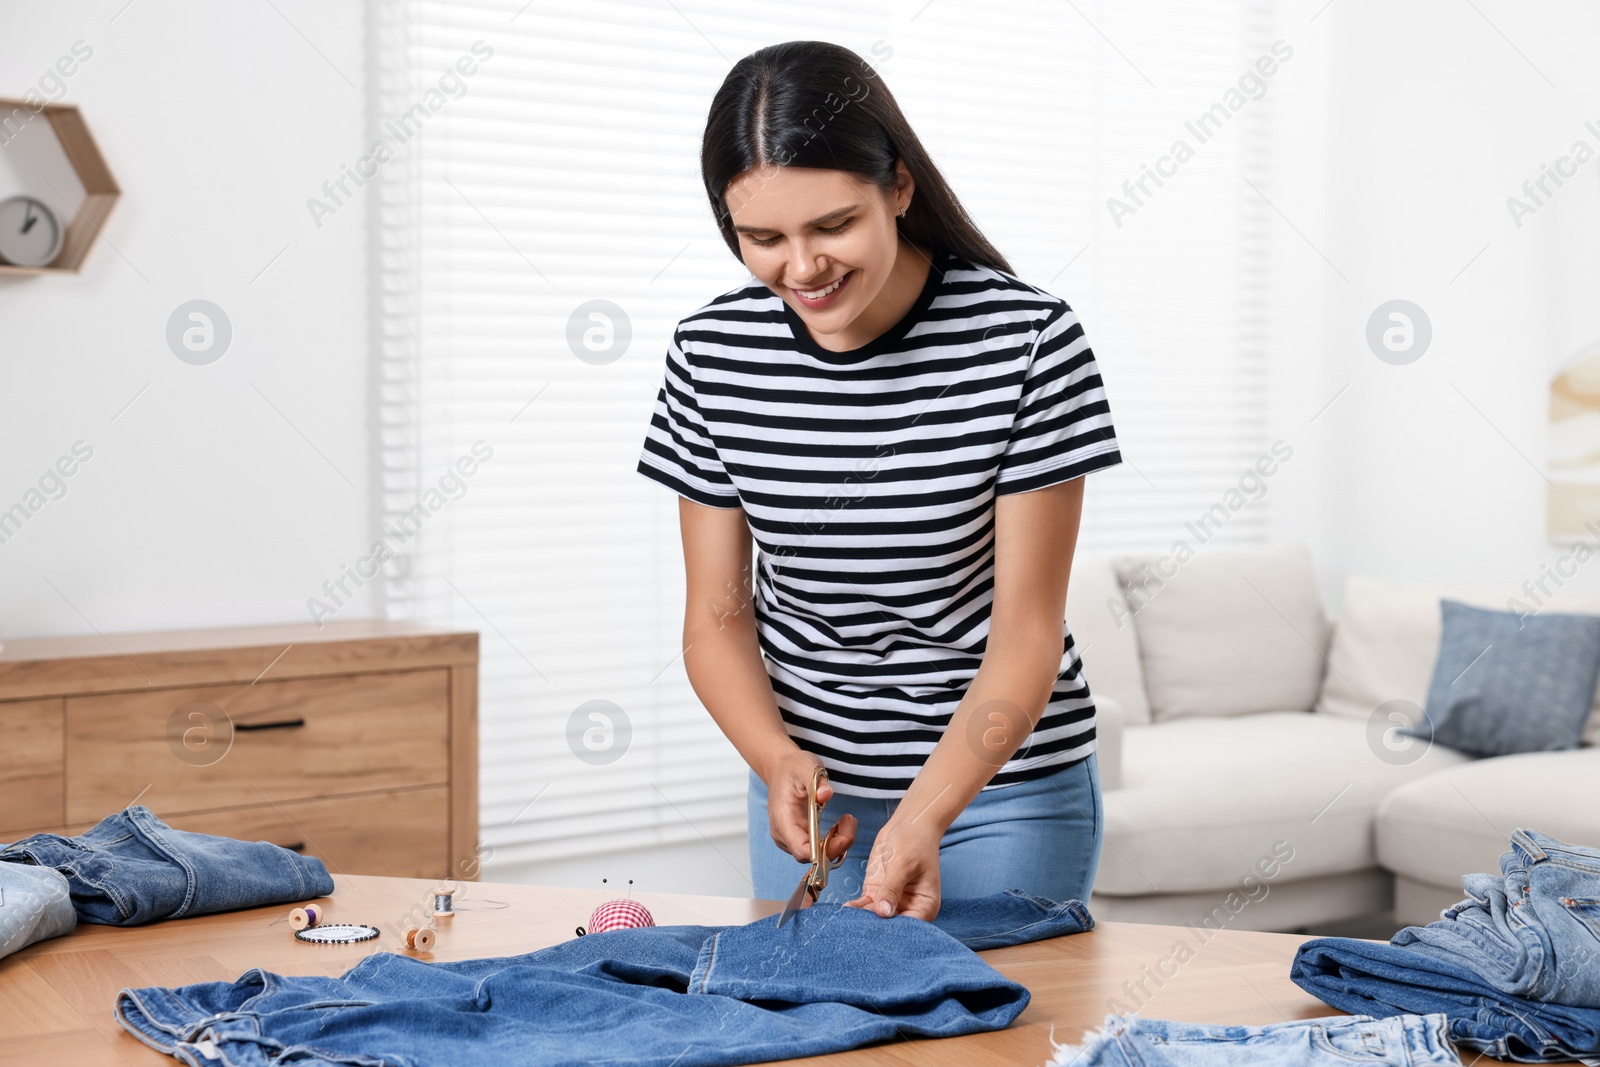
[
  {"xmin": 402, "ymin": 924, "xmax": 435, "ymax": 952},
  {"xmin": 289, "ymin": 904, "xmax": 323, "ymax": 930},
  {"xmin": 431, "ymin": 886, "xmax": 456, "ymax": 920}
]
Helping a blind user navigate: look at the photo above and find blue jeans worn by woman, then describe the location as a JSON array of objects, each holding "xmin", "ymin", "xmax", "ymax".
[{"xmin": 748, "ymin": 752, "xmax": 1103, "ymax": 905}]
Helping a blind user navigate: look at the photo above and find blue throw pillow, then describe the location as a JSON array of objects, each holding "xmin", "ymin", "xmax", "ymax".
[{"xmin": 1406, "ymin": 599, "xmax": 1600, "ymax": 758}]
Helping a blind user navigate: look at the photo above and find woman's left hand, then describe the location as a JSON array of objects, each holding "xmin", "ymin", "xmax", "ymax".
[{"xmin": 842, "ymin": 820, "xmax": 942, "ymax": 921}]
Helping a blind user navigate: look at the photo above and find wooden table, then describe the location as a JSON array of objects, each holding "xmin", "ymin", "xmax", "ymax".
[{"xmin": 0, "ymin": 875, "xmax": 1569, "ymax": 1065}]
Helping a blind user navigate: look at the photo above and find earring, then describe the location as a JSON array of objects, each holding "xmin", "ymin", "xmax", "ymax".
[{"xmin": 898, "ymin": 206, "xmax": 908, "ymax": 218}]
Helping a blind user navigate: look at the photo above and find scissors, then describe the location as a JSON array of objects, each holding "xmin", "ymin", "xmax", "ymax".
[{"xmin": 776, "ymin": 764, "xmax": 850, "ymax": 929}]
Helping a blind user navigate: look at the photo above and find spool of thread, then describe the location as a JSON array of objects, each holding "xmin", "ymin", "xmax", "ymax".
[
  {"xmin": 402, "ymin": 924, "xmax": 436, "ymax": 952},
  {"xmin": 289, "ymin": 904, "xmax": 324, "ymax": 930},
  {"xmin": 431, "ymin": 887, "xmax": 456, "ymax": 920}
]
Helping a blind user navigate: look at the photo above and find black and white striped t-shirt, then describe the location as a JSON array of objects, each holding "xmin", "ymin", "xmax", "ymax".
[{"xmin": 637, "ymin": 248, "xmax": 1122, "ymax": 798}]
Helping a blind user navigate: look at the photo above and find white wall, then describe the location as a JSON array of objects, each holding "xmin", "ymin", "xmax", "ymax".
[
  {"xmin": 1275, "ymin": 0, "xmax": 1600, "ymax": 613},
  {"xmin": 0, "ymin": 2, "xmax": 373, "ymax": 641},
  {"xmin": 1259, "ymin": 3, "xmax": 1337, "ymax": 600}
]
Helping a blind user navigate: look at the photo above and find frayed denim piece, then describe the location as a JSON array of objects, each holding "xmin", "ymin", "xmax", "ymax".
[
  {"xmin": 115, "ymin": 889, "xmax": 1092, "ymax": 1067},
  {"xmin": 1292, "ymin": 827, "xmax": 1600, "ymax": 1063},
  {"xmin": 1043, "ymin": 1011, "xmax": 1464, "ymax": 1066},
  {"xmin": 1, "ymin": 805, "xmax": 334, "ymax": 926}
]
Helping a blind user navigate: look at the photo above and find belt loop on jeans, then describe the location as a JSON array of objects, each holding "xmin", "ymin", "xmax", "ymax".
[{"xmin": 1510, "ymin": 827, "xmax": 1546, "ymax": 867}]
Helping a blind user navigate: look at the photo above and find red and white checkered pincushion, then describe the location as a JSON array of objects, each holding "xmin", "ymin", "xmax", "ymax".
[{"xmin": 586, "ymin": 899, "xmax": 655, "ymax": 933}]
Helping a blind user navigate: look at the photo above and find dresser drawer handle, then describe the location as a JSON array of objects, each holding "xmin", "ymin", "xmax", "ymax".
[
  {"xmin": 235, "ymin": 717, "xmax": 307, "ymax": 732},
  {"xmin": 282, "ymin": 841, "xmax": 307, "ymax": 853}
]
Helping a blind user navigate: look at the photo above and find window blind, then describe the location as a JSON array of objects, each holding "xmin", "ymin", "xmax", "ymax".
[{"xmin": 373, "ymin": 0, "xmax": 1278, "ymax": 873}]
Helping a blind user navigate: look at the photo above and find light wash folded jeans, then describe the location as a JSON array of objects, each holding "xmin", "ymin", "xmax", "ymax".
[
  {"xmin": 1292, "ymin": 827, "xmax": 1600, "ymax": 1062},
  {"xmin": 1045, "ymin": 1012, "xmax": 1463, "ymax": 1066},
  {"xmin": 1397, "ymin": 828, "xmax": 1600, "ymax": 1006},
  {"xmin": 0, "ymin": 861, "xmax": 77, "ymax": 960},
  {"xmin": 116, "ymin": 888, "xmax": 1094, "ymax": 1067},
  {"xmin": 1, "ymin": 805, "xmax": 334, "ymax": 926}
]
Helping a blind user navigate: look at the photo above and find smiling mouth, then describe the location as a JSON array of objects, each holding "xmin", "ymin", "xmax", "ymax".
[{"xmin": 792, "ymin": 269, "xmax": 853, "ymax": 305}]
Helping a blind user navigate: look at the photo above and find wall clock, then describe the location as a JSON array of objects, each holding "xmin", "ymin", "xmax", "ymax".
[{"xmin": 0, "ymin": 195, "xmax": 64, "ymax": 268}]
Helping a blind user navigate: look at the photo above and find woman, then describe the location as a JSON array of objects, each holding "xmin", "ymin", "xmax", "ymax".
[{"xmin": 636, "ymin": 41, "xmax": 1122, "ymax": 922}]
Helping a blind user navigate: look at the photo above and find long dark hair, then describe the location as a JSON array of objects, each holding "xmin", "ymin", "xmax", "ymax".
[{"xmin": 701, "ymin": 40, "xmax": 1013, "ymax": 276}]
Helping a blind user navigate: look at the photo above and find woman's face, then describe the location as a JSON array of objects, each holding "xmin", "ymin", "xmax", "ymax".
[{"xmin": 724, "ymin": 163, "xmax": 911, "ymax": 338}]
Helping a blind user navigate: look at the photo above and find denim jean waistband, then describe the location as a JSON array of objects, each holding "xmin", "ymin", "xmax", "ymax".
[{"xmin": 1510, "ymin": 827, "xmax": 1600, "ymax": 876}]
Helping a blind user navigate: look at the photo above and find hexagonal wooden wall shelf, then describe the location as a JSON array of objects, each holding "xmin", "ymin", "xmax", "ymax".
[{"xmin": 0, "ymin": 99, "xmax": 120, "ymax": 275}]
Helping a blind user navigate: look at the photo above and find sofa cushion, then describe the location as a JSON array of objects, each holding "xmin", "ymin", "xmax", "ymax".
[
  {"xmin": 1415, "ymin": 600, "xmax": 1600, "ymax": 757},
  {"xmin": 1111, "ymin": 543, "xmax": 1328, "ymax": 721},
  {"xmin": 1375, "ymin": 748, "xmax": 1600, "ymax": 891},
  {"xmin": 1095, "ymin": 711, "xmax": 1472, "ymax": 897},
  {"xmin": 1316, "ymin": 575, "xmax": 1600, "ymax": 746},
  {"xmin": 1094, "ymin": 694, "xmax": 1125, "ymax": 791},
  {"xmin": 1065, "ymin": 554, "xmax": 1151, "ymax": 725}
]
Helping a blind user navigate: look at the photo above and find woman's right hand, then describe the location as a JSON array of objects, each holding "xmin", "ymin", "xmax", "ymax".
[{"xmin": 762, "ymin": 748, "xmax": 857, "ymax": 866}]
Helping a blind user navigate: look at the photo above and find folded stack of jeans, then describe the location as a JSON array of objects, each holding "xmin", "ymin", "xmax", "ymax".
[
  {"xmin": 1291, "ymin": 827, "xmax": 1600, "ymax": 1063},
  {"xmin": 115, "ymin": 889, "xmax": 1094, "ymax": 1067},
  {"xmin": 1044, "ymin": 1011, "xmax": 1465, "ymax": 1066},
  {"xmin": 1, "ymin": 805, "xmax": 334, "ymax": 928}
]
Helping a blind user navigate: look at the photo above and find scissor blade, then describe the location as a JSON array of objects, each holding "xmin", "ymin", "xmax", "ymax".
[{"xmin": 776, "ymin": 874, "xmax": 808, "ymax": 928}]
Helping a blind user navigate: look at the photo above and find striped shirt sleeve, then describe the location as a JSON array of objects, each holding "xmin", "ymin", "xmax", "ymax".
[
  {"xmin": 995, "ymin": 304, "xmax": 1122, "ymax": 495},
  {"xmin": 636, "ymin": 326, "xmax": 743, "ymax": 509}
]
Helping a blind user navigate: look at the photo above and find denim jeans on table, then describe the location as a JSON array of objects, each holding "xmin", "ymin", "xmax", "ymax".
[
  {"xmin": 1045, "ymin": 1012, "xmax": 1465, "ymax": 1067},
  {"xmin": 1, "ymin": 805, "xmax": 334, "ymax": 926},
  {"xmin": 748, "ymin": 752, "xmax": 1103, "ymax": 906},
  {"xmin": 0, "ymin": 861, "xmax": 77, "ymax": 960},
  {"xmin": 1291, "ymin": 827, "xmax": 1600, "ymax": 1063},
  {"xmin": 115, "ymin": 888, "xmax": 1095, "ymax": 1067}
]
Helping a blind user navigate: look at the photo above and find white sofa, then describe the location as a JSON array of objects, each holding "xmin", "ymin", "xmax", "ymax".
[{"xmin": 1067, "ymin": 543, "xmax": 1600, "ymax": 932}]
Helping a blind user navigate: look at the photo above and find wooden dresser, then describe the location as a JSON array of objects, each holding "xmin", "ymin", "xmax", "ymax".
[{"xmin": 0, "ymin": 621, "xmax": 479, "ymax": 882}]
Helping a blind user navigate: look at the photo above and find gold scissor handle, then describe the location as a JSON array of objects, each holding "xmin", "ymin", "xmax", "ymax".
[
  {"xmin": 806, "ymin": 765, "xmax": 826, "ymax": 868},
  {"xmin": 803, "ymin": 766, "xmax": 848, "ymax": 899}
]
